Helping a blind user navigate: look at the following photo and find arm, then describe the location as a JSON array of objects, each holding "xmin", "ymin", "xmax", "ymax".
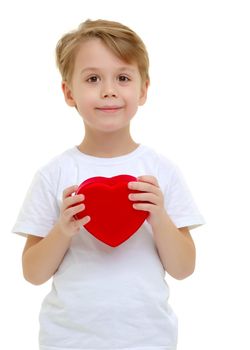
[
  {"xmin": 22, "ymin": 185, "xmax": 90, "ymax": 285},
  {"xmin": 128, "ymin": 176, "xmax": 196, "ymax": 280},
  {"xmin": 148, "ymin": 212, "xmax": 195, "ymax": 280}
]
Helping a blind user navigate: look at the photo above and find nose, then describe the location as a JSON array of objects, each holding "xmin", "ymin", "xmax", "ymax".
[{"xmin": 101, "ymin": 81, "xmax": 118, "ymax": 98}]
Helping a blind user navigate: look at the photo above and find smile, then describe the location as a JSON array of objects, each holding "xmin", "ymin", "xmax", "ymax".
[{"xmin": 96, "ymin": 106, "xmax": 123, "ymax": 113}]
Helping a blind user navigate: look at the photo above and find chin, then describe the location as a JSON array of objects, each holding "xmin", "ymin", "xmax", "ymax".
[{"xmin": 96, "ymin": 123, "xmax": 130, "ymax": 133}]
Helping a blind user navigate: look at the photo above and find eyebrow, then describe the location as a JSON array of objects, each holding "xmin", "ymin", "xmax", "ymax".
[{"xmin": 80, "ymin": 66, "xmax": 137, "ymax": 75}]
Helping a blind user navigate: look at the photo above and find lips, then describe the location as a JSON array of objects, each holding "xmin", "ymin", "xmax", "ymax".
[{"xmin": 96, "ymin": 106, "xmax": 123, "ymax": 112}]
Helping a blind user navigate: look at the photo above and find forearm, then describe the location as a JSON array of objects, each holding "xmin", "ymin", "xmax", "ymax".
[
  {"xmin": 22, "ymin": 223, "xmax": 72, "ymax": 285},
  {"xmin": 152, "ymin": 211, "xmax": 196, "ymax": 280}
]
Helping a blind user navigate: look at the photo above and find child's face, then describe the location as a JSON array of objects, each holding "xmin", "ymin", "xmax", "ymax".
[{"xmin": 62, "ymin": 39, "xmax": 148, "ymax": 133}]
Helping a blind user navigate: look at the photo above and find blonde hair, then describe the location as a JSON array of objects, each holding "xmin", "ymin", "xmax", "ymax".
[{"xmin": 56, "ymin": 19, "xmax": 150, "ymax": 85}]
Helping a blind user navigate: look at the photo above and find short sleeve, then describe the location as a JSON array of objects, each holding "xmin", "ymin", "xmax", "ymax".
[
  {"xmin": 12, "ymin": 170, "xmax": 60, "ymax": 237},
  {"xmin": 163, "ymin": 164, "xmax": 205, "ymax": 230}
]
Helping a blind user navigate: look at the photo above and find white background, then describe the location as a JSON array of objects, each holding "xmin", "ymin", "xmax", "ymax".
[{"xmin": 1, "ymin": 0, "xmax": 249, "ymax": 349}]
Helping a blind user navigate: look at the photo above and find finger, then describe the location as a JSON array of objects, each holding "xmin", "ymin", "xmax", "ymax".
[
  {"xmin": 79, "ymin": 215, "xmax": 91, "ymax": 226},
  {"xmin": 62, "ymin": 194, "xmax": 85, "ymax": 211},
  {"xmin": 128, "ymin": 192, "xmax": 158, "ymax": 203},
  {"xmin": 64, "ymin": 203, "xmax": 85, "ymax": 219},
  {"xmin": 73, "ymin": 215, "xmax": 91, "ymax": 230},
  {"xmin": 132, "ymin": 202, "xmax": 154, "ymax": 211},
  {"xmin": 128, "ymin": 181, "xmax": 161, "ymax": 194},
  {"xmin": 136, "ymin": 175, "xmax": 159, "ymax": 187},
  {"xmin": 62, "ymin": 185, "xmax": 79, "ymax": 200}
]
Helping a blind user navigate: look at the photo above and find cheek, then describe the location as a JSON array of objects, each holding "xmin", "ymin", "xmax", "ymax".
[
  {"xmin": 75, "ymin": 90, "xmax": 97, "ymax": 108},
  {"xmin": 124, "ymin": 89, "xmax": 141, "ymax": 104}
]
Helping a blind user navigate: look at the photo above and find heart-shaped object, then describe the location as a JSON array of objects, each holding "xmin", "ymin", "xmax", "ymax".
[{"xmin": 74, "ymin": 175, "xmax": 149, "ymax": 247}]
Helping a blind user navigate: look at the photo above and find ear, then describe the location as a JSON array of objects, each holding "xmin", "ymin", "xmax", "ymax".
[
  {"xmin": 139, "ymin": 80, "xmax": 149, "ymax": 106},
  {"xmin": 61, "ymin": 81, "xmax": 76, "ymax": 107}
]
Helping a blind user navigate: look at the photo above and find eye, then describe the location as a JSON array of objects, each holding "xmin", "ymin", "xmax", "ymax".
[
  {"xmin": 86, "ymin": 75, "xmax": 100, "ymax": 83},
  {"xmin": 118, "ymin": 75, "xmax": 130, "ymax": 82}
]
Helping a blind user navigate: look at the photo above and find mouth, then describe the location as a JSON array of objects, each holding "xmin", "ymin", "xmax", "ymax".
[{"xmin": 96, "ymin": 106, "xmax": 124, "ymax": 113}]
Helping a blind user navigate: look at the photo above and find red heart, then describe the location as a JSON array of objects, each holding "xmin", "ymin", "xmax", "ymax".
[{"xmin": 74, "ymin": 175, "xmax": 149, "ymax": 247}]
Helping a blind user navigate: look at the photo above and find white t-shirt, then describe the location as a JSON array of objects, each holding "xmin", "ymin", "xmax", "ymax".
[{"xmin": 13, "ymin": 145, "xmax": 205, "ymax": 350}]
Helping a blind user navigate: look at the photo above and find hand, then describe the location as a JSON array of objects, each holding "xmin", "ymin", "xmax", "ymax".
[
  {"xmin": 57, "ymin": 185, "xmax": 90, "ymax": 238},
  {"xmin": 128, "ymin": 175, "xmax": 166, "ymax": 228}
]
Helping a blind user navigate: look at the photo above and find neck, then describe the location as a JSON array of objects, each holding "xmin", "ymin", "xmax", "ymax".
[{"xmin": 78, "ymin": 127, "xmax": 139, "ymax": 158}]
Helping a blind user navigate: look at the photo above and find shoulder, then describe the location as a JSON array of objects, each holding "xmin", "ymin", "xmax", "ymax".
[
  {"xmin": 35, "ymin": 147, "xmax": 77, "ymax": 187},
  {"xmin": 39, "ymin": 147, "xmax": 77, "ymax": 172},
  {"xmin": 140, "ymin": 145, "xmax": 179, "ymax": 190},
  {"xmin": 141, "ymin": 144, "xmax": 178, "ymax": 175}
]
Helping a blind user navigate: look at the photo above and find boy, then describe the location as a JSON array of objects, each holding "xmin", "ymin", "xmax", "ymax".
[{"xmin": 13, "ymin": 19, "xmax": 204, "ymax": 350}]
